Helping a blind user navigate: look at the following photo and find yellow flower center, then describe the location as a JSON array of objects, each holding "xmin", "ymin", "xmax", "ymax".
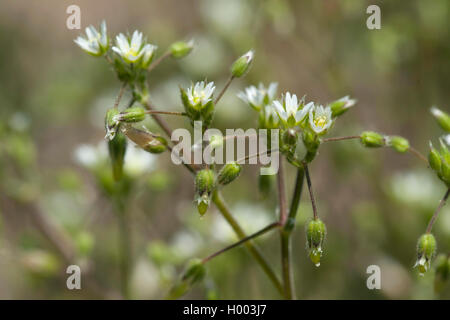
[{"xmin": 314, "ymin": 115, "xmax": 327, "ymax": 128}]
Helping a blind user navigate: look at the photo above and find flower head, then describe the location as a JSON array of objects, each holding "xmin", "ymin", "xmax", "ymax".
[
  {"xmin": 238, "ymin": 82, "xmax": 278, "ymax": 111},
  {"xmin": 308, "ymin": 105, "xmax": 333, "ymax": 135},
  {"xmin": 112, "ymin": 30, "xmax": 157, "ymax": 65},
  {"xmin": 74, "ymin": 21, "xmax": 108, "ymax": 56},
  {"xmin": 186, "ymin": 81, "xmax": 215, "ymax": 110},
  {"xmin": 272, "ymin": 92, "xmax": 312, "ymax": 127}
]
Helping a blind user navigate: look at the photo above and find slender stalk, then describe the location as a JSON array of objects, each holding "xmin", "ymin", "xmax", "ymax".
[
  {"xmin": 212, "ymin": 191, "xmax": 284, "ymax": 296},
  {"xmin": 409, "ymin": 146, "xmax": 429, "ymax": 165},
  {"xmin": 280, "ymin": 168, "xmax": 304, "ymax": 300},
  {"xmin": 145, "ymin": 110, "xmax": 187, "ymax": 116},
  {"xmin": 426, "ymin": 188, "xmax": 450, "ymax": 233},
  {"xmin": 115, "ymin": 197, "xmax": 131, "ymax": 299},
  {"xmin": 113, "ymin": 82, "xmax": 127, "ymax": 109},
  {"xmin": 277, "ymin": 157, "xmax": 288, "ymax": 226},
  {"xmin": 303, "ymin": 163, "xmax": 318, "ymax": 220},
  {"xmin": 202, "ymin": 222, "xmax": 279, "ymax": 264},
  {"xmin": 142, "ymin": 100, "xmax": 174, "ymax": 138},
  {"xmin": 321, "ymin": 135, "xmax": 361, "ymax": 143},
  {"xmin": 147, "ymin": 51, "xmax": 171, "ymax": 72},
  {"xmin": 214, "ymin": 75, "xmax": 235, "ymax": 105}
]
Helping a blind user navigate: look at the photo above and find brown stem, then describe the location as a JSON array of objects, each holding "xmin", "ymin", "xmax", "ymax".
[
  {"xmin": 147, "ymin": 51, "xmax": 171, "ymax": 72},
  {"xmin": 321, "ymin": 135, "xmax": 361, "ymax": 143},
  {"xmin": 145, "ymin": 110, "xmax": 187, "ymax": 116},
  {"xmin": 426, "ymin": 188, "xmax": 450, "ymax": 233},
  {"xmin": 303, "ymin": 162, "xmax": 318, "ymax": 220},
  {"xmin": 409, "ymin": 146, "xmax": 429, "ymax": 165},
  {"xmin": 214, "ymin": 75, "xmax": 235, "ymax": 105},
  {"xmin": 113, "ymin": 83, "xmax": 127, "ymax": 109},
  {"xmin": 202, "ymin": 222, "xmax": 280, "ymax": 264}
]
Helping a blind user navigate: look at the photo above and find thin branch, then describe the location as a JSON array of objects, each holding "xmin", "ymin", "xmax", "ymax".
[
  {"xmin": 147, "ymin": 51, "xmax": 171, "ymax": 72},
  {"xmin": 426, "ymin": 188, "xmax": 450, "ymax": 233},
  {"xmin": 145, "ymin": 110, "xmax": 187, "ymax": 116},
  {"xmin": 303, "ymin": 162, "xmax": 318, "ymax": 220},
  {"xmin": 409, "ymin": 146, "xmax": 429, "ymax": 165},
  {"xmin": 113, "ymin": 82, "xmax": 127, "ymax": 110},
  {"xmin": 277, "ymin": 157, "xmax": 288, "ymax": 225},
  {"xmin": 142, "ymin": 100, "xmax": 174, "ymax": 138},
  {"xmin": 202, "ymin": 222, "xmax": 280, "ymax": 264},
  {"xmin": 285, "ymin": 168, "xmax": 305, "ymax": 231},
  {"xmin": 321, "ymin": 135, "xmax": 361, "ymax": 143},
  {"xmin": 214, "ymin": 75, "xmax": 235, "ymax": 105}
]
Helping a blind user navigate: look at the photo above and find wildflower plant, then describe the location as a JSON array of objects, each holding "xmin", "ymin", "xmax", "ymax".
[{"xmin": 74, "ymin": 21, "xmax": 450, "ymax": 299}]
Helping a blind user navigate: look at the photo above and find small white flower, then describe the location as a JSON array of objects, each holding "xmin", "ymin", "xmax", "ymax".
[
  {"xmin": 186, "ymin": 81, "xmax": 215, "ymax": 109},
  {"xmin": 74, "ymin": 21, "xmax": 108, "ymax": 56},
  {"xmin": 112, "ymin": 30, "xmax": 155, "ymax": 65},
  {"xmin": 140, "ymin": 43, "xmax": 158, "ymax": 68},
  {"xmin": 272, "ymin": 92, "xmax": 312, "ymax": 126},
  {"xmin": 308, "ymin": 105, "xmax": 333, "ymax": 135},
  {"xmin": 237, "ymin": 82, "xmax": 278, "ymax": 111}
]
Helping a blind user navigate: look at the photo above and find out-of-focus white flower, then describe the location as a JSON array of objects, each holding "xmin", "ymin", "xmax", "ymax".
[
  {"xmin": 74, "ymin": 143, "xmax": 106, "ymax": 168},
  {"xmin": 170, "ymin": 231, "xmax": 203, "ymax": 258},
  {"xmin": 308, "ymin": 105, "xmax": 333, "ymax": 135},
  {"xmin": 74, "ymin": 21, "xmax": 108, "ymax": 56},
  {"xmin": 272, "ymin": 92, "xmax": 312, "ymax": 126},
  {"xmin": 237, "ymin": 82, "xmax": 278, "ymax": 111},
  {"xmin": 112, "ymin": 31, "xmax": 157, "ymax": 65},
  {"xmin": 186, "ymin": 81, "xmax": 215, "ymax": 109}
]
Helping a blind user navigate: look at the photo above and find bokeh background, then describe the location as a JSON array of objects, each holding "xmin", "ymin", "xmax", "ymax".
[{"xmin": 0, "ymin": 0, "xmax": 449, "ymax": 299}]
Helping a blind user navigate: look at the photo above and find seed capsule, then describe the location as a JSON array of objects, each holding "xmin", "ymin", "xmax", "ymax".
[
  {"xmin": 428, "ymin": 142, "xmax": 442, "ymax": 174},
  {"xmin": 360, "ymin": 131, "xmax": 385, "ymax": 148},
  {"xmin": 414, "ymin": 233, "xmax": 437, "ymax": 276},
  {"xmin": 217, "ymin": 162, "xmax": 242, "ymax": 186},
  {"xmin": 306, "ymin": 219, "xmax": 326, "ymax": 267},
  {"xmin": 388, "ymin": 136, "xmax": 409, "ymax": 153}
]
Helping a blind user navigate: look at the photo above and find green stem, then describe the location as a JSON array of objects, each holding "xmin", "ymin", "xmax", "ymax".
[
  {"xmin": 115, "ymin": 197, "xmax": 131, "ymax": 299},
  {"xmin": 280, "ymin": 168, "xmax": 304, "ymax": 300},
  {"xmin": 212, "ymin": 190, "xmax": 284, "ymax": 297}
]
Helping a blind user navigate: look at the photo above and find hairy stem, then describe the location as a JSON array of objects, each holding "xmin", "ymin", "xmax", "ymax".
[
  {"xmin": 115, "ymin": 197, "xmax": 131, "ymax": 299},
  {"xmin": 277, "ymin": 157, "xmax": 288, "ymax": 226},
  {"xmin": 202, "ymin": 222, "xmax": 279, "ymax": 264},
  {"xmin": 426, "ymin": 188, "xmax": 450, "ymax": 233},
  {"xmin": 113, "ymin": 82, "xmax": 127, "ymax": 109},
  {"xmin": 212, "ymin": 190, "xmax": 284, "ymax": 296},
  {"xmin": 303, "ymin": 163, "xmax": 318, "ymax": 220},
  {"xmin": 321, "ymin": 135, "xmax": 361, "ymax": 143},
  {"xmin": 145, "ymin": 110, "xmax": 187, "ymax": 116},
  {"xmin": 147, "ymin": 51, "xmax": 171, "ymax": 72}
]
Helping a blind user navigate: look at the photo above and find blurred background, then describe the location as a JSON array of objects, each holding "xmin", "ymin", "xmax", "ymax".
[{"xmin": 0, "ymin": 0, "xmax": 449, "ymax": 299}]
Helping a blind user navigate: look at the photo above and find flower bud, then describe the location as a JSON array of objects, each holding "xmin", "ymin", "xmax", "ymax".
[
  {"xmin": 167, "ymin": 258, "xmax": 206, "ymax": 299},
  {"xmin": 282, "ymin": 129, "xmax": 298, "ymax": 146},
  {"xmin": 108, "ymin": 132, "xmax": 127, "ymax": 181},
  {"xmin": 360, "ymin": 131, "xmax": 385, "ymax": 148},
  {"xmin": 231, "ymin": 50, "xmax": 254, "ymax": 78},
  {"xmin": 428, "ymin": 142, "xmax": 442, "ymax": 173},
  {"xmin": 196, "ymin": 193, "xmax": 210, "ymax": 216},
  {"xmin": 122, "ymin": 126, "xmax": 167, "ymax": 154},
  {"xmin": 195, "ymin": 169, "xmax": 216, "ymax": 196},
  {"xmin": 387, "ymin": 136, "xmax": 409, "ymax": 153},
  {"xmin": 434, "ymin": 254, "xmax": 449, "ymax": 294},
  {"xmin": 218, "ymin": 162, "xmax": 242, "ymax": 186},
  {"xmin": 114, "ymin": 106, "xmax": 146, "ymax": 123},
  {"xmin": 306, "ymin": 219, "xmax": 326, "ymax": 267},
  {"xmin": 414, "ymin": 233, "xmax": 437, "ymax": 276},
  {"xmin": 105, "ymin": 108, "xmax": 120, "ymax": 140},
  {"xmin": 170, "ymin": 40, "xmax": 194, "ymax": 59},
  {"xmin": 329, "ymin": 96, "xmax": 356, "ymax": 117},
  {"xmin": 431, "ymin": 107, "xmax": 450, "ymax": 132}
]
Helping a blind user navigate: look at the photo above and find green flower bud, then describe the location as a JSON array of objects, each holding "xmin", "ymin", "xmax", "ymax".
[
  {"xmin": 231, "ymin": 50, "xmax": 254, "ymax": 78},
  {"xmin": 167, "ymin": 258, "xmax": 206, "ymax": 300},
  {"xmin": 105, "ymin": 108, "xmax": 120, "ymax": 140},
  {"xmin": 115, "ymin": 106, "xmax": 146, "ymax": 123},
  {"xmin": 122, "ymin": 126, "xmax": 167, "ymax": 154},
  {"xmin": 170, "ymin": 40, "xmax": 194, "ymax": 59},
  {"xmin": 282, "ymin": 129, "xmax": 298, "ymax": 146},
  {"xmin": 434, "ymin": 254, "xmax": 450, "ymax": 294},
  {"xmin": 431, "ymin": 107, "xmax": 450, "ymax": 132},
  {"xmin": 195, "ymin": 169, "xmax": 216, "ymax": 196},
  {"xmin": 387, "ymin": 136, "xmax": 409, "ymax": 153},
  {"xmin": 360, "ymin": 131, "xmax": 385, "ymax": 148},
  {"xmin": 428, "ymin": 142, "xmax": 442, "ymax": 173},
  {"xmin": 196, "ymin": 193, "xmax": 210, "ymax": 216},
  {"xmin": 306, "ymin": 219, "xmax": 326, "ymax": 267},
  {"xmin": 209, "ymin": 134, "xmax": 224, "ymax": 150},
  {"xmin": 218, "ymin": 162, "xmax": 242, "ymax": 185},
  {"xmin": 329, "ymin": 96, "xmax": 356, "ymax": 117},
  {"xmin": 108, "ymin": 131, "xmax": 127, "ymax": 181},
  {"xmin": 414, "ymin": 233, "xmax": 437, "ymax": 276}
]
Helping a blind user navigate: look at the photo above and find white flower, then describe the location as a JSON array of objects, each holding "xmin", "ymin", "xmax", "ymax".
[
  {"xmin": 237, "ymin": 82, "xmax": 278, "ymax": 111},
  {"xmin": 74, "ymin": 21, "xmax": 108, "ymax": 56},
  {"xmin": 186, "ymin": 81, "xmax": 215, "ymax": 109},
  {"xmin": 112, "ymin": 30, "xmax": 156, "ymax": 65},
  {"xmin": 140, "ymin": 43, "xmax": 158, "ymax": 68},
  {"xmin": 308, "ymin": 105, "xmax": 333, "ymax": 135},
  {"xmin": 272, "ymin": 92, "xmax": 312, "ymax": 126}
]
